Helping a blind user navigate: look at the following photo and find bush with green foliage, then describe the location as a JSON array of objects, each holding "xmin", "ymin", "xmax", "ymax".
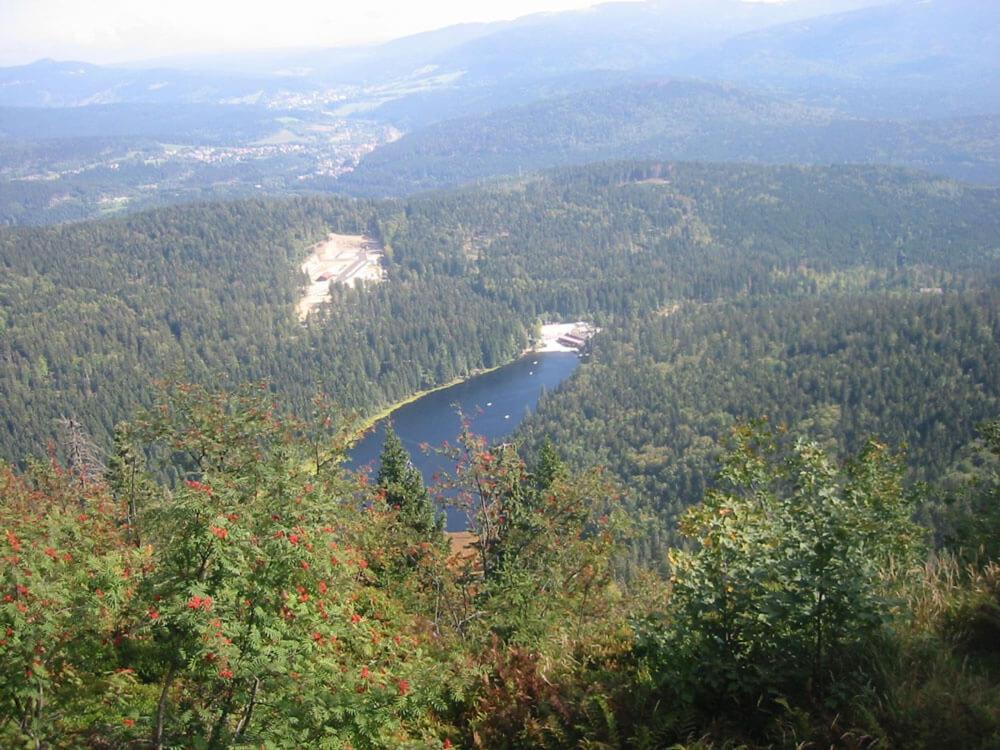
[
  {"xmin": 2, "ymin": 384, "xmax": 463, "ymax": 748},
  {"xmin": 634, "ymin": 425, "xmax": 923, "ymax": 742}
]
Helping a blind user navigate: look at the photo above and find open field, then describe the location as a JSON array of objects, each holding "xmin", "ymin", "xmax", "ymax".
[{"xmin": 297, "ymin": 233, "xmax": 385, "ymax": 320}]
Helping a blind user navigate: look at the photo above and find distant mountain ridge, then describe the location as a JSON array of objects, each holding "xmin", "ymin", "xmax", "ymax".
[
  {"xmin": 671, "ymin": 0, "xmax": 1000, "ymax": 116},
  {"xmin": 0, "ymin": 59, "xmax": 288, "ymax": 108},
  {"xmin": 1, "ymin": 0, "xmax": 997, "ymax": 225},
  {"xmin": 341, "ymin": 79, "xmax": 1000, "ymax": 195},
  {"xmin": 416, "ymin": 0, "xmax": 882, "ymax": 78},
  {"xmin": 4, "ymin": 0, "xmax": 994, "ymax": 121},
  {"xmin": 679, "ymin": 0, "xmax": 1000, "ymax": 86}
]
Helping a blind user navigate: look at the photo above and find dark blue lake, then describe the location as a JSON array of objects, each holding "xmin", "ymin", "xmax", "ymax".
[{"xmin": 347, "ymin": 352, "xmax": 580, "ymax": 531}]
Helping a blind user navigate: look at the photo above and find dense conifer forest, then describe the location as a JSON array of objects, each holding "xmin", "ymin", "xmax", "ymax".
[
  {"xmin": 517, "ymin": 290, "xmax": 999, "ymax": 562},
  {"xmin": 2, "ymin": 161, "xmax": 997, "ymax": 482},
  {"xmin": 0, "ymin": 196, "xmax": 529, "ymax": 460}
]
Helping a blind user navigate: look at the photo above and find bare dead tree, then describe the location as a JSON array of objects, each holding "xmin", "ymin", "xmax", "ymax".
[{"xmin": 55, "ymin": 417, "xmax": 106, "ymax": 487}]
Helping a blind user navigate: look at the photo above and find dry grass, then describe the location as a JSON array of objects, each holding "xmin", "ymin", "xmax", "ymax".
[
  {"xmin": 864, "ymin": 553, "xmax": 1000, "ymax": 748},
  {"xmin": 447, "ymin": 531, "xmax": 478, "ymax": 563}
]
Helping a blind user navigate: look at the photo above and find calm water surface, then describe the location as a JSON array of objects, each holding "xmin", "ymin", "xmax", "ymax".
[{"xmin": 348, "ymin": 352, "xmax": 580, "ymax": 531}]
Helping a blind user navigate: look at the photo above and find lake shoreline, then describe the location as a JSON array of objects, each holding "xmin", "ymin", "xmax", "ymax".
[
  {"xmin": 347, "ymin": 348, "xmax": 582, "ymax": 531},
  {"xmin": 350, "ymin": 361, "xmax": 508, "ymax": 441},
  {"xmin": 349, "ymin": 321, "xmax": 593, "ymax": 446}
]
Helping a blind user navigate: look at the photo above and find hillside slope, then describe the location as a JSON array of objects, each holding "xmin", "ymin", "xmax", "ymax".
[
  {"xmin": 343, "ymin": 80, "xmax": 1000, "ymax": 195},
  {"xmin": 2, "ymin": 161, "xmax": 998, "ymax": 465}
]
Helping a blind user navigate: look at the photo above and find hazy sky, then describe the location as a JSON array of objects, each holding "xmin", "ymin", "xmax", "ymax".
[{"xmin": 0, "ymin": 0, "xmax": 621, "ymax": 66}]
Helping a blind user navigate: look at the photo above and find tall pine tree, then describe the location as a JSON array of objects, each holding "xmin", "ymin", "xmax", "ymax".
[{"xmin": 376, "ymin": 423, "xmax": 442, "ymax": 539}]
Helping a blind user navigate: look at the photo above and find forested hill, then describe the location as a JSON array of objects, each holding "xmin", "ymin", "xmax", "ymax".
[
  {"xmin": 1, "ymin": 161, "xmax": 998, "ymax": 475},
  {"xmin": 0, "ymin": 196, "xmax": 530, "ymax": 461},
  {"xmin": 517, "ymin": 290, "xmax": 999, "ymax": 561},
  {"xmin": 341, "ymin": 81, "xmax": 1000, "ymax": 196}
]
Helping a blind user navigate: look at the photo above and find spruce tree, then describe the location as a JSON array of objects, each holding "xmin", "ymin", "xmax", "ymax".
[
  {"xmin": 376, "ymin": 423, "xmax": 441, "ymax": 539},
  {"xmin": 533, "ymin": 438, "xmax": 567, "ymax": 490}
]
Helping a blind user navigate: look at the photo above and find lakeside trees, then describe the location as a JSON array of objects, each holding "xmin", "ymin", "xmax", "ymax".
[
  {"xmin": 0, "ymin": 196, "xmax": 529, "ymax": 463},
  {"xmin": 376, "ymin": 423, "xmax": 442, "ymax": 543}
]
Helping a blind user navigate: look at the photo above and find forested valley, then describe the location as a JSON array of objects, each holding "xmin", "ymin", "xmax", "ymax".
[
  {"xmin": 2, "ymin": 159, "xmax": 999, "ymax": 747},
  {"xmin": 4, "ymin": 161, "xmax": 998, "ymax": 461}
]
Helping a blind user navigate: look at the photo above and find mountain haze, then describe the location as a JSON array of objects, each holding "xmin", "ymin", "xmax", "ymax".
[
  {"xmin": 673, "ymin": 0, "xmax": 1000, "ymax": 116},
  {"xmin": 4, "ymin": 0, "xmax": 987, "ymax": 120},
  {"xmin": 343, "ymin": 79, "xmax": 1000, "ymax": 194}
]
